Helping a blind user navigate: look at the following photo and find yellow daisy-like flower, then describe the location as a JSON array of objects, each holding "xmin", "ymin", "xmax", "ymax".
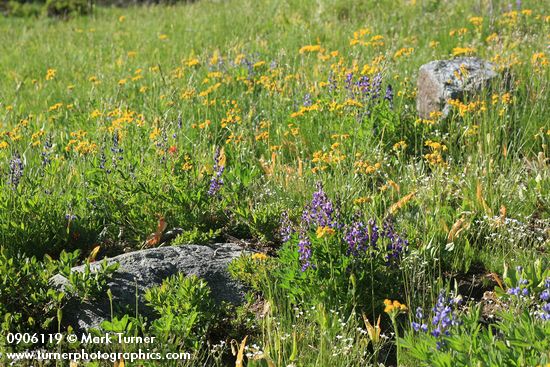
[
  {"xmin": 384, "ymin": 299, "xmax": 408, "ymax": 314},
  {"xmin": 316, "ymin": 226, "xmax": 335, "ymax": 239},
  {"xmin": 251, "ymin": 253, "xmax": 268, "ymax": 261}
]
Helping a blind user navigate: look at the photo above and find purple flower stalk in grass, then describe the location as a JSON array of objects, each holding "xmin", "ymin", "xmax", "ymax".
[
  {"xmin": 208, "ymin": 147, "xmax": 224, "ymax": 196},
  {"xmin": 507, "ymin": 266, "xmax": 530, "ymax": 297},
  {"xmin": 8, "ymin": 152, "xmax": 24, "ymax": 189},
  {"xmin": 538, "ymin": 277, "xmax": 550, "ymax": 320},
  {"xmin": 41, "ymin": 135, "xmax": 53, "ymax": 168},
  {"xmin": 302, "ymin": 182, "xmax": 336, "ymax": 228},
  {"xmin": 385, "ymin": 84, "xmax": 394, "ymax": 108},
  {"xmin": 411, "ymin": 307, "xmax": 428, "ymax": 333},
  {"xmin": 411, "ymin": 292, "xmax": 461, "ymax": 350},
  {"xmin": 279, "ymin": 211, "xmax": 295, "ymax": 243},
  {"xmin": 297, "ymin": 230, "xmax": 312, "ymax": 271},
  {"xmin": 430, "ymin": 291, "xmax": 461, "ymax": 348},
  {"xmin": 370, "ymin": 73, "xmax": 382, "ymax": 101},
  {"xmin": 344, "ymin": 218, "xmax": 377, "ymax": 255},
  {"xmin": 303, "ymin": 93, "xmax": 312, "ymax": 107},
  {"xmin": 382, "ymin": 218, "xmax": 409, "ymax": 265},
  {"xmin": 344, "ymin": 221, "xmax": 369, "ymax": 255}
]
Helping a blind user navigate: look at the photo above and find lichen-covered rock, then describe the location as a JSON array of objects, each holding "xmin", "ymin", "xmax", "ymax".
[
  {"xmin": 417, "ymin": 57, "xmax": 498, "ymax": 119},
  {"xmin": 50, "ymin": 243, "xmax": 248, "ymax": 332}
]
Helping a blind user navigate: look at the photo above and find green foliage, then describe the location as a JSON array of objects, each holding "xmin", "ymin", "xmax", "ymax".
[
  {"xmin": 44, "ymin": 0, "xmax": 90, "ymax": 17},
  {"xmin": 171, "ymin": 227, "xmax": 222, "ymax": 246},
  {"xmin": 1, "ymin": 1, "xmax": 43, "ymax": 17},
  {"xmin": 402, "ymin": 271, "xmax": 550, "ymax": 367},
  {"xmin": 0, "ymin": 247, "xmax": 64, "ymax": 341},
  {"xmin": 58, "ymin": 251, "xmax": 120, "ymax": 301},
  {"xmin": 402, "ymin": 305, "xmax": 550, "ymax": 366},
  {"xmin": 144, "ymin": 274, "xmax": 216, "ymax": 350},
  {"xmin": 228, "ymin": 253, "xmax": 274, "ymax": 291},
  {"xmin": 0, "ymin": 248, "xmax": 117, "ymax": 351}
]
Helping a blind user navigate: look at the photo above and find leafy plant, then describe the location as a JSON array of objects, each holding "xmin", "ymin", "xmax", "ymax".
[{"xmin": 144, "ymin": 274, "xmax": 216, "ymax": 350}]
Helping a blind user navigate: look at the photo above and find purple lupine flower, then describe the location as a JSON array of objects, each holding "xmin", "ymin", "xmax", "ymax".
[
  {"xmin": 99, "ymin": 150, "xmax": 107, "ymax": 172},
  {"xmin": 302, "ymin": 182, "xmax": 336, "ymax": 228},
  {"xmin": 280, "ymin": 211, "xmax": 295, "ymax": 243},
  {"xmin": 382, "ymin": 217, "xmax": 408, "ymax": 265},
  {"xmin": 297, "ymin": 231, "xmax": 312, "ymax": 271},
  {"xmin": 328, "ymin": 72, "xmax": 337, "ymax": 93},
  {"xmin": 508, "ymin": 268, "xmax": 530, "ymax": 297},
  {"xmin": 208, "ymin": 147, "xmax": 224, "ymax": 196},
  {"xmin": 357, "ymin": 76, "xmax": 370, "ymax": 96},
  {"xmin": 428, "ymin": 291, "xmax": 460, "ymax": 348},
  {"xmin": 384, "ymin": 84, "xmax": 394, "ymax": 108},
  {"xmin": 368, "ymin": 218, "xmax": 380, "ymax": 248},
  {"xmin": 345, "ymin": 73, "xmax": 354, "ymax": 89},
  {"xmin": 370, "ymin": 73, "xmax": 382, "ymax": 101},
  {"xmin": 110, "ymin": 130, "xmax": 124, "ymax": 171},
  {"xmin": 538, "ymin": 277, "xmax": 550, "ymax": 320},
  {"xmin": 344, "ymin": 221, "xmax": 369, "ymax": 255},
  {"xmin": 412, "ymin": 307, "xmax": 429, "ymax": 332},
  {"xmin": 243, "ymin": 58, "xmax": 254, "ymax": 79},
  {"xmin": 41, "ymin": 135, "xmax": 53, "ymax": 168},
  {"xmin": 110, "ymin": 130, "xmax": 123, "ymax": 156},
  {"xmin": 8, "ymin": 152, "xmax": 24, "ymax": 189},
  {"xmin": 303, "ymin": 93, "xmax": 312, "ymax": 107}
]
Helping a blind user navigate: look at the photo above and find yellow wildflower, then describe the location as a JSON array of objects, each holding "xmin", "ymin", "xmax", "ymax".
[
  {"xmin": 45, "ymin": 68, "xmax": 56, "ymax": 81},
  {"xmin": 452, "ymin": 47, "xmax": 476, "ymax": 56},
  {"xmin": 251, "ymin": 253, "xmax": 268, "ymax": 261},
  {"xmin": 316, "ymin": 226, "xmax": 335, "ymax": 239}
]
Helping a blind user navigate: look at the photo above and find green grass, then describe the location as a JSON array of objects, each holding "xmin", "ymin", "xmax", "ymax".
[{"xmin": 0, "ymin": 0, "xmax": 549, "ymax": 365}]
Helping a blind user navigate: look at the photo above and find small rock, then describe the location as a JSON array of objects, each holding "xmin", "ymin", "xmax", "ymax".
[
  {"xmin": 417, "ymin": 57, "xmax": 498, "ymax": 119},
  {"xmin": 50, "ymin": 243, "xmax": 248, "ymax": 332}
]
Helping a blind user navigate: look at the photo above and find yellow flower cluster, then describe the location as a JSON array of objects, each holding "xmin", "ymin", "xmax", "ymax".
[
  {"xmin": 394, "ymin": 47, "xmax": 414, "ymax": 59},
  {"xmin": 221, "ymin": 101, "xmax": 242, "ymax": 128},
  {"xmin": 424, "ymin": 140, "xmax": 447, "ymax": 166},
  {"xmin": 45, "ymin": 68, "xmax": 56, "ymax": 81},
  {"xmin": 316, "ymin": 226, "xmax": 335, "ymax": 239},
  {"xmin": 447, "ymin": 98, "xmax": 486, "ymax": 117},
  {"xmin": 65, "ymin": 131, "xmax": 97, "ymax": 155},
  {"xmin": 383, "ymin": 299, "xmax": 408, "ymax": 314},
  {"xmin": 531, "ymin": 52, "xmax": 549, "ymax": 69},
  {"xmin": 354, "ymin": 158, "xmax": 381, "ymax": 175},
  {"xmin": 299, "ymin": 45, "xmax": 323, "ymax": 54},
  {"xmin": 251, "ymin": 253, "xmax": 268, "ymax": 261},
  {"xmin": 290, "ymin": 103, "xmax": 320, "ymax": 118},
  {"xmin": 311, "ymin": 147, "xmax": 346, "ymax": 173},
  {"xmin": 350, "ymin": 28, "xmax": 384, "ymax": 48},
  {"xmin": 449, "ymin": 28, "xmax": 469, "ymax": 37},
  {"xmin": 452, "ymin": 46, "xmax": 476, "ymax": 56}
]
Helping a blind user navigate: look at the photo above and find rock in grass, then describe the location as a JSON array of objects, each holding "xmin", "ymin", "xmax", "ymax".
[
  {"xmin": 416, "ymin": 57, "xmax": 498, "ymax": 119},
  {"xmin": 50, "ymin": 243, "xmax": 248, "ymax": 332}
]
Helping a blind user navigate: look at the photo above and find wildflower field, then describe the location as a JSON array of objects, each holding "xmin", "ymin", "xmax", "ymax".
[{"xmin": 0, "ymin": 0, "xmax": 549, "ymax": 365}]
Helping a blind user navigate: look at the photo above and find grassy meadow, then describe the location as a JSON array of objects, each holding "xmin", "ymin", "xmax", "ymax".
[{"xmin": 0, "ymin": 0, "xmax": 549, "ymax": 365}]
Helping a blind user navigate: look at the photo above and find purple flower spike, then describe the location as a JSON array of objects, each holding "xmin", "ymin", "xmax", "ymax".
[{"xmin": 208, "ymin": 147, "xmax": 225, "ymax": 197}]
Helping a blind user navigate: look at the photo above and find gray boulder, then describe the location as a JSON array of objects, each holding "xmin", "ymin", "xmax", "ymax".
[
  {"xmin": 50, "ymin": 243, "xmax": 248, "ymax": 332},
  {"xmin": 417, "ymin": 57, "xmax": 498, "ymax": 119}
]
